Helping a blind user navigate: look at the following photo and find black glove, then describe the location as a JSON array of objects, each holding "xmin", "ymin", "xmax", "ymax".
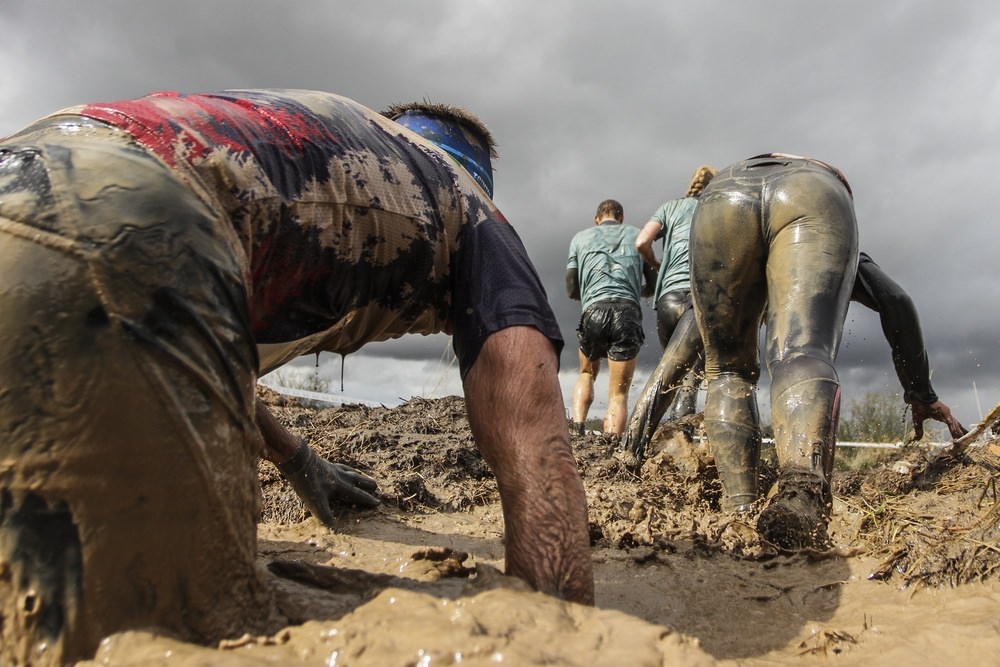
[{"xmin": 278, "ymin": 439, "xmax": 380, "ymax": 526}]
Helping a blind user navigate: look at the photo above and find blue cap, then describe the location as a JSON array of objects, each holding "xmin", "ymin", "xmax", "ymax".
[{"xmin": 394, "ymin": 110, "xmax": 495, "ymax": 198}]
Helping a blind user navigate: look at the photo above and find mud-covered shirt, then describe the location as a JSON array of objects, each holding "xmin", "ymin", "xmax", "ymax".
[
  {"xmin": 41, "ymin": 89, "xmax": 559, "ymax": 374},
  {"xmin": 649, "ymin": 196, "xmax": 698, "ymax": 303},
  {"xmin": 566, "ymin": 221, "xmax": 644, "ymax": 312}
]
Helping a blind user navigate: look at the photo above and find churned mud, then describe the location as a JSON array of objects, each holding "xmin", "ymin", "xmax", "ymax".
[{"xmin": 79, "ymin": 390, "xmax": 1000, "ymax": 666}]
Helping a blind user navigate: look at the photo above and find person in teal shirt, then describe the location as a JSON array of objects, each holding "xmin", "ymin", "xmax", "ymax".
[
  {"xmin": 566, "ymin": 199, "xmax": 655, "ymax": 435},
  {"xmin": 634, "ymin": 166, "xmax": 716, "ymax": 425}
]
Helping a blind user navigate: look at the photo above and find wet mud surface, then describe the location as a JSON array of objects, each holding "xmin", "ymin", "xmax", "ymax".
[{"xmin": 81, "ymin": 390, "xmax": 1000, "ymax": 666}]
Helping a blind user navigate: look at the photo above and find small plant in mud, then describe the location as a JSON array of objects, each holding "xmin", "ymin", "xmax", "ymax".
[
  {"xmin": 261, "ymin": 367, "xmax": 334, "ymax": 408},
  {"xmin": 837, "ymin": 391, "xmax": 908, "ymax": 443},
  {"xmin": 834, "ymin": 445, "xmax": 898, "ymax": 472},
  {"xmin": 837, "ymin": 390, "xmax": 944, "ymax": 444},
  {"xmin": 833, "ymin": 390, "xmax": 950, "ymax": 471}
]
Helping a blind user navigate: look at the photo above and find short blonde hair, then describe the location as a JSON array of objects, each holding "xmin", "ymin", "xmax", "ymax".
[{"xmin": 686, "ymin": 165, "xmax": 716, "ymax": 197}]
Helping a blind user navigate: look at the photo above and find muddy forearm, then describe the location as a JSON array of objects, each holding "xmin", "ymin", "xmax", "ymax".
[
  {"xmin": 879, "ymin": 296, "xmax": 937, "ymax": 405},
  {"xmin": 641, "ymin": 261, "xmax": 657, "ymax": 298},
  {"xmin": 255, "ymin": 397, "xmax": 301, "ymax": 464},
  {"xmin": 463, "ymin": 326, "xmax": 595, "ymax": 605},
  {"xmin": 636, "ymin": 220, "xmax": 661, "ymax": 270},
  {"xmin": 497, "ymin": 444, "xmax": 594, "ymax": 604}
]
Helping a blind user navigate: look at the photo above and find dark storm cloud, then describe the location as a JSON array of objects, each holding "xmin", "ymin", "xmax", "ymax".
[{"xmin": 3, "ymin": 0, "xmax": 998, "ymax": 421}]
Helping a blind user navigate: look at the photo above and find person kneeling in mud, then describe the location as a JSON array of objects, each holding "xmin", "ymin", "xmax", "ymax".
[
  {"xmin": 620, "ymin": 153, "xmax": 967, "ymax": 550},
  {"xmin": 0, "ymin": 90, "xmax": 593, "ymax": 665}
]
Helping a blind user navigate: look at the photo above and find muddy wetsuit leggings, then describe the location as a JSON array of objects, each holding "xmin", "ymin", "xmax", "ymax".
[
  {"xmin": 690, "ymin": 156, "xmax": 858, "ymax": 509},
  {"xmin": 655, "ymin": 290, "xmax": 702, "ymax": 419},
  {"xmin": 0, "ymin": 122, "xmax": 270, "ymax": 664},
  {"xmin": 619, "ymin": 297, "xmax": 703, "ymax": 462}
]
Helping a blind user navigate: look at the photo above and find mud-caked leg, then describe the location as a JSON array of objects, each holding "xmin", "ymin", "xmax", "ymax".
[
  {"xmin": 703, "ymin": 374, "xmax": 761, "ymax": 512},
  {"xmin": 619, "ymin": 306, "xmax": 704, "ymax": 463},
  {"xmin": 756, "ymin": 357, "xmax": 841, "ymax": 549},
  {"xmin": 0, "ymin": 140, "xmax": 275, "ymax": 664}
]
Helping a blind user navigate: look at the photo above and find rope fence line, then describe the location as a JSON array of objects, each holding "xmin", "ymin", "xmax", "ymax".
[{"xmin": 677, "ymin": 436, "xmax": 951, "ymax": 451}]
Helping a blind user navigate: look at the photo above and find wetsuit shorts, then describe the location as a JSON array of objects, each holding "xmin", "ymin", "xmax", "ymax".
[
  {"xmin": 654, "ymin": 289, "xmax": 693, "ymax": 350},
  {"xmin": 576, "ymin": 299, "xmax": 644, "ymax": 362}
]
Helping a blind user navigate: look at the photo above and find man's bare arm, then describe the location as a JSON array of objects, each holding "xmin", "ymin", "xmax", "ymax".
[{"xmin": 463, "ymin": 326, "xmax": 594, "ymax": 604}]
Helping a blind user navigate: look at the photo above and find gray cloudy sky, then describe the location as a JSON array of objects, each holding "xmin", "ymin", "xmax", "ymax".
[{"xmin": 3, "ymin": 1, "xmax": 998, "ymax": 430}]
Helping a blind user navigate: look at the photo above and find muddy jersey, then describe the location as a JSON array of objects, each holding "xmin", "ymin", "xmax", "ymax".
[
  {"xmin": 28, "ymin": 89, "xmax": 559, "ymax": 374},
  {"xmin": 649, "ymin": 196, "xmax": 698, "ymax": 304},
  {"xmin": 0, "ymin": 90, "xmax": 564, "ymax": 659},
  {"xmin": 566, "ymin": 221, "xmax": 644, "ymax": 312}
]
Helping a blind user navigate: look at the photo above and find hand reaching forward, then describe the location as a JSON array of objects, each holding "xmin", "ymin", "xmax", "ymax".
[
  {"xmin": 278, "ymin": 439, "xmax": 380, "ymax": 527},
  {"xmin": 910, "ymin": 400, "xmax": 968, "ymax": 442}
]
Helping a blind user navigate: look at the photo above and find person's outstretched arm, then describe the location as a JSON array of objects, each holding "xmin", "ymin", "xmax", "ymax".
[
  {"xmin": 565, "ymin": 268, "xmax": 580, "ymax": 300},
  {"xmin": 640, "ymin": 259, "xmax": 657, "ymax": 299},
  {"xmin": 851, "ymin": 254, "xmax": 967, "ymax": 440},
  {"xmin": 463, "ymin": 326, "xmax": 595, "ymax": 605},
  {"xmin": 635, "ymin": 219, "xmax": 662, "ymax": 270},
  {"xmin": 256, "ymin": 398, "xmax": 379, "ymax": 525}
]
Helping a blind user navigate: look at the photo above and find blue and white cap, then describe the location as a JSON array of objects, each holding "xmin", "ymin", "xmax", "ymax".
[{"xmin": 392, "ymin": 108, "xmax": 495, "ymax": 198}]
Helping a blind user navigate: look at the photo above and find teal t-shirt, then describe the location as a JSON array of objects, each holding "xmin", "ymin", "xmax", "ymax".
[
  {"xmin": 650, "ymin": 197, "xmax": 698, "ymax": 304},
  {"xmin": 567, "ymin": 221, "xmax": 644, "ymax": 311}
]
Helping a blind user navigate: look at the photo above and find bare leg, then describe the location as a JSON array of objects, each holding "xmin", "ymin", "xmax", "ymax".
[
  {"xmin": 605, "ymin": 357, "xmax": 637, "ymax": 435},
  {"xmin": 464, "ymin": 326, "xmax": 594, "ymax": 605},
  {"xmin": 572, "ymin": 350, "xmax": 599, "ymax": 426}
]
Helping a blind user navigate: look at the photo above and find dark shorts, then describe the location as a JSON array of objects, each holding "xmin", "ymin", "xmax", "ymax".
[{"xmin": 576, "ymin": 299, "xmax": 644, "ymax": 361}]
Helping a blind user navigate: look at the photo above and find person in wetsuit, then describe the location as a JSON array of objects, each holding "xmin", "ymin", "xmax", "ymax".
[
  {"xmin": 630, "ymin": 165, "xmax": 715, "ymax": 434},
  {"xmin": 0, "ymin": 90, "xmax": 594, "ymax": 665},
  {"xmin": 566, "ymin": 199, "xmax": 656, "ymax": 436},
  {"xmin": 619, "ymin": 153, "xmax": 966, "ymax": 549}
]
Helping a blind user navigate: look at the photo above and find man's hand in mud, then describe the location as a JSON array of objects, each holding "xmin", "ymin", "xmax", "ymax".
[
  {"xmin": 910, "ymin": 400, "xmax": 968, "ymax": 441},
  {"xmin": 278, "ymin": 440, "xmax": 379, "ymax": 527}
]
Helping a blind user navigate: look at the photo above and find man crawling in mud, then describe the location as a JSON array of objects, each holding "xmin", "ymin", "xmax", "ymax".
[
  {"xmin": 0, "ymin": 90, "xmax": 593, "ymax": 664},
  {"xmin": 620, "ymin": 153, "xmax": 967, "ymax": 550}
]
